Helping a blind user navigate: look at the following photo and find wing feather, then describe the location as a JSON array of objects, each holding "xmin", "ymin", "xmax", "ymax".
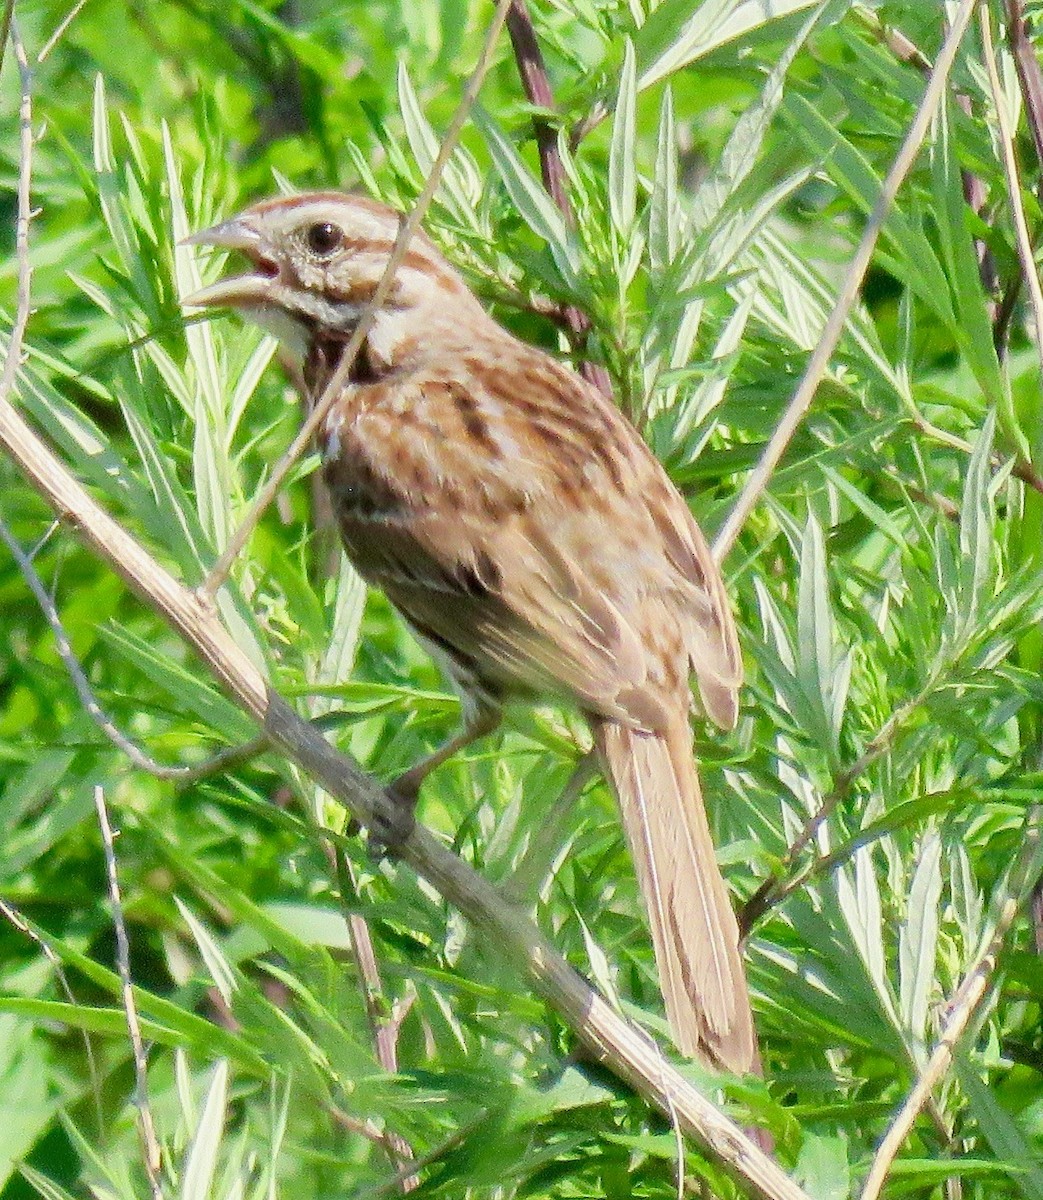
[{"xmin": 322, "ymin": 349, "xmax": 740, "ymax": 732}]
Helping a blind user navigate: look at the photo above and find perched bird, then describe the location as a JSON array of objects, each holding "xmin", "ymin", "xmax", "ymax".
[{"xmin": 184, "ymin": 192, "xmax": 756, "ymax": 1073}]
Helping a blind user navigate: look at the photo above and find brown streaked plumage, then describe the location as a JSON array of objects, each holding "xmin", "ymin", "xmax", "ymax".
[{"xmin": 184, "ymin": 192, "xmax": 756, "ymax": 1074}]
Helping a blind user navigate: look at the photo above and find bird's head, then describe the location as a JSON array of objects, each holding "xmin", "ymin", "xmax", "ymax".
[{"xmin": 183, "ymin": 191, "xmax": 479, "ymax": 364}]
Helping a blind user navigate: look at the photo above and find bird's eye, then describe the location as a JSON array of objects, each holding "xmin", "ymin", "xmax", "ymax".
[{"xmin": 305, "ymin": 221, "xmax": 343, "ymax": 257}]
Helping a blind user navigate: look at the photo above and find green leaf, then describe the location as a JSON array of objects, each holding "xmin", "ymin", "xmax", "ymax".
[
  {"xmin": 179, "ymin": 1060, "xmax": 229, "ymax": 1200},
  {"xmin": 796, "ymin": 513, "xmax": 845, "ymax": 755},
  {"xmin": 836, "ymin": 847, "xmax": 888, "ymax": 1008},
  {"xmin": 472, "ymin": 106, "xmax": 581, "ymax": 292},
  {"xmin": 648, "ymin": 87, "xmax": 678, "ymax": 273},
  {"xmin": 0, "ymin": 1019, "xmax": 61, "ymax": 1193},
  {"xmin": 174, "ymin": 898, "xmax": 238, "ymax": 1007},
  {"xmin": 0, "ymin": 998, "xmax": 264, "ymax": 1073},
  {"xmin": 691, "ymin": 0, "xmax": 829, "ymax": 232},
  {"xmin": 958, "ymin": 408, "xmax": 997, "ymax": 633},
  {"xmin": 636, "ymin": 0, "xmax": 821, "ymax": 92},
  {"xmin": 227, "ymin": 336, "xmax": 279, "ymax": 448},
  {"xmin": 608, "ymin": 40, "xmax": 637, "ymax": 239},
  {"xmin": 821, "ymin": 465, "xmax": 908, "ymax": 547},
  {"xmin": 955, "ymin": 1054, "xmax": 1043, "ymax": 1200},
  {"xmin": 397, "ymin": 64, "xmax": 480, "ymax": 228},
  {"xmin": 898, "ymin": 829, "xmax": 941, "ymax": 1045},
  {"xmin": 930, "ymin": 98, "xmax": 1012, "ymax": 440},
  {"xmin": 781, "ymin": 91, "xmax": 956, "ymax": 329},
  {"xmin": 97, "ymin": 623, "xmax": 255, "ymax": 740},
  {"xmin": 19, "ymin": 1166, "xmax": 79, "ymax": 1200},
  {"xmin": 313, "ymin": 556, "xmax": 366, "ymax": 717},
  {"xmin": 794, "ymin": 1131, "xmax": 850, "ymax": 1200}
]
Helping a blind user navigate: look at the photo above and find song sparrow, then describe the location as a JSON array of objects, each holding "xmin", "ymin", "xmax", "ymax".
[{"xmin": 184, "ymin": 192, "xmax": 756, "ymax": 1074}]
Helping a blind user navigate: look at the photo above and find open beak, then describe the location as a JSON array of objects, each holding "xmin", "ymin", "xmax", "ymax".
[{"xmin": 180, "ymin": 217, "xmax": 278, "ymax": 310}]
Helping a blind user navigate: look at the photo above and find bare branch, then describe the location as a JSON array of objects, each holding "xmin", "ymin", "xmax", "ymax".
[
  {"xmin": 742, "ymin": 678, "xmax": 937, "ymax": 931},
  {"xmin": 0, "ymin": 898, "xmax": 105, "ymax": 1132},
  {"xmin": 854, "ymin": 6, "xmax": 932, "ymax": 72},
  {"xmin": 367, "ymin": 1115, "xmax": 485, "ymax": 1199},
  {"xmin": 0, "ymin": 512, "xmax": 266, "ymax": 781},
  {"xmin": 505, "ymin": 0, "xmax": 612, "ymax": 397},
  {"xmin": 858, "ymin": 0, "xmax": 1000, "ymax": 312},
  {"xmin": 328, "ymin": 1105, "xmax": 414, "ymax": 1155},
  {"xmin": 713, "ymin": 0, "xmax": 979, "ymax": 563}
]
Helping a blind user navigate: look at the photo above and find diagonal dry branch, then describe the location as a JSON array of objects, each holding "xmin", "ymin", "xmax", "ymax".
[
  {"xmin": 0, "ymin": 402, "xmax": 812, "ymax": 1200},
  {"xmin": 0, "ymin": 23, "xmax": 808, "ymax": 1200}
]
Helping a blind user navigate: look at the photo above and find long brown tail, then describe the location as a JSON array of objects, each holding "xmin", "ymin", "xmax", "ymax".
[{"xmin": 593, "ymin": 715, "xmax": 757, "ymax": 1074}]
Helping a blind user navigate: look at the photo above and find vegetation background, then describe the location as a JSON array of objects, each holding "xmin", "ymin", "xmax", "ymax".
[{"xmin": 0, "ymin": 0, "xmax": 1041, "ymax": 1197}]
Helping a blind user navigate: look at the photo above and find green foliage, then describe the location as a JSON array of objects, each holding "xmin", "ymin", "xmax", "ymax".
[{"xmin": 1, "ymin": 1, "xmax": 1042, "ymax": 1197}]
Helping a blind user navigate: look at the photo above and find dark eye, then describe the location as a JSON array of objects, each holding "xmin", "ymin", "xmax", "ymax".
[{"xmin": 305, "ymin": 221, "xmax": 342, "ymax": 257}]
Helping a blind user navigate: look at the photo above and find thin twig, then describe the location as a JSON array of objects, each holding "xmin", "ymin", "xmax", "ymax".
[
  {"xmin": 505, "ymin": 1, "xmax": 570, "ymax": 220},
  {"xmin": 367, "ymin": 1115, "xmax": 488, "ymax": 1200},
  {"xmin": 199, "ymin": 0, "xmax": 514, "ymax": 600},
  {"xmin": 993, "ymin": 267, "xmax": 1023, "ymax": 354},
  {"xmin": 954, "ymin": 86, "xmax": 999, "ymax": 305},
  {"xmin": 713, "ymin": 0, "xmax": 978, "ymax": 563},
  {"xmin": 907, "ymin": 408, "xmax": 1043, "ymax": 495},
  {"xmin": 331, "ymin": 845, "xmax": 418, "ymax": 1191},
  {"xmin": 0, "ymin": 898, "xmax": 105, "ymax": 1133},
  {"xmin": 37, "ymin": 0, "xmax": 90, "ymax": 61},
  {"xmin": 94, "ymin": 786, "xmax": 164, "ymax": 1200},
  {"xmin": 0, "ymin": 512, "xmax": 267, "ymax": 781},
  {"xmin": 859, "ymin": 812, "xmax": 1041, "ymax": 1199},
  {"xmin": 505, "ymin": 0, "xmax": 612, "ymax": 397},
  {"xmin": 0, "ymin": 33, "xmax": 111, "ymax": 1130},
  {"xmin": 742, "ymin": 674, "xmax": 941, "ymax": 932},
  {"xmin": 329, "ymin": 1105, "xmax": 413, "ymax": 1155},
  {"xmin": 569, "ymin": 101, "xmax": 608, "ymax": 152},
  {"xmin": 854, "ymin": 4, "xmax": 932, "ymax": 72},
  {"xmin": 1032, "ymin": 877, "xmax": 1043, "ymax": 955},
  {"xmin": 860, "ymin": 0, "xmax": 995, "ymax": 315},
  {"xmin": 844, "ymin": 6, "xmax": 998, "ymax": 334},
  {"xmin": 988, "ymin": 0, "xmax": 1043, "ymax": 356},
  {"xmin": 479, "ymin": 278, "xmax": 573, "ymax": 324}
]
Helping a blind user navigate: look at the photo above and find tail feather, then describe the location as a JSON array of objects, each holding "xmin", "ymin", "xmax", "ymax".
[{"xmin": 593, "ymin": 716, "xmax": 757, "ymax": 1074}]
